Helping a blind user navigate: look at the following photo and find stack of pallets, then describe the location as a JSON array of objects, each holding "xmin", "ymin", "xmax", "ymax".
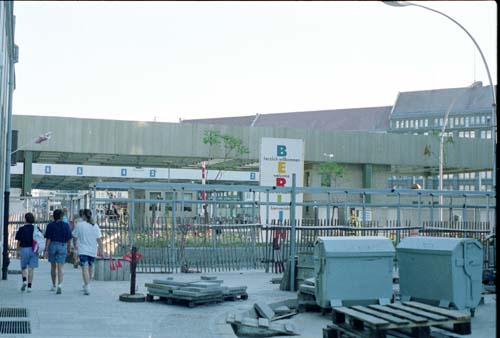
[
  {"xmin": 145, "ymin": 275, "xmax": 248, "ymax": 308},
  {"xmin": 323, "ymin": 301, "xmax": 471, "ymax": 338}
]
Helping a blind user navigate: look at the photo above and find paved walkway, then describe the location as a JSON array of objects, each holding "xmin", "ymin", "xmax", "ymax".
[{"xmin": 0, "ymin": 260, "xmax": 496, "ymax": 338}]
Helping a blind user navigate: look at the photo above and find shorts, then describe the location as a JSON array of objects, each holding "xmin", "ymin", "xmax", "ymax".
[
  {"xmin": 78, "ymin": 255, "xmax": 95, "ymax": 267},
  {"xmin": 20, "ymin": 247, "xmax": 39, "ymax": 269},
  {"xmin": 48, "ymin": 242, "xmax": 68, "ymax": 264}
]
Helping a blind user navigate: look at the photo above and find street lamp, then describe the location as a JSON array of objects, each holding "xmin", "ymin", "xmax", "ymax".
[
  {"xmin": 438, "ymin": 81, "xmax": 482, "ymax": 221},
  {"xmin": 383, "ymin": 1, "xmax": 497, "ymax": 191}
]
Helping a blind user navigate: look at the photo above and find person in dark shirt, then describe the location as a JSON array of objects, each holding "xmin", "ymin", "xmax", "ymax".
[
  {"xmin": 15, "ymin": 212, "xmax": 39, "ymax": 293},
  {"xmin": 43, "ymin": 209, "xmax": 73, "ymax": 294}
]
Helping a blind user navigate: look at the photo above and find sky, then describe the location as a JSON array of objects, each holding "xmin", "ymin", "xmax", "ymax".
[{"xmin": 12, "ymin": 1, "xmax": 497, "ymax": 123}]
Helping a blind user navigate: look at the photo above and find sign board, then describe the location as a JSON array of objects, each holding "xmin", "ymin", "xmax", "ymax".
[{"xmin": 260, "ymin": 137, "xmax": 304, "ymax": 223}]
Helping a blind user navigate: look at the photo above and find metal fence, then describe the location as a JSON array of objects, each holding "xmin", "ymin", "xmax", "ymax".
[{"xmin": 7, "ymin": 181, "xmax": 495, "ymax": 274}]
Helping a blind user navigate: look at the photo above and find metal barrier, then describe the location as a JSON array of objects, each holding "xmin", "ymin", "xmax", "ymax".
[{"xmin": 6, "ymin": 181, "xmax": 495, "ymax": 274}]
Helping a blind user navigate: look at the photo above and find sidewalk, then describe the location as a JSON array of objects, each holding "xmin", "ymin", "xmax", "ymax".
[{"xmin": 0, "ymin": 259, "xmax": 496, "ymax": 338}]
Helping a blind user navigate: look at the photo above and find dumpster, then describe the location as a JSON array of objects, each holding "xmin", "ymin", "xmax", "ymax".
[
  {"xmin": 397, "ymin": 236, "xmax": 483, "ymax": 313},
  {"xmin": 313, "ymin": 236, "xmax": 395, "ymax": 308}
]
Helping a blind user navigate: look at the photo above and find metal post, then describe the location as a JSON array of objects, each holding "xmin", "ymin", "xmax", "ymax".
[
  {"xmin": 212, "ymin": 192, "xmax": 217, "ymax": 250},
  {"xmin": 397, "ymin": 192, "xmax": 401, "ymax": 227},
  {"xmin": 344, "ymin": 191, "xmax": 349, "ymax": 225},
  {"xmin": 265, "ymin": 190, "xmax": 270, "ymax": 273},
  {"xmin": 326, "ymin": 192, "xmax": 331, "ymax": 225},
  {"xmin": 171, "ymin": 191, "xmax": 177, "ymax": 266},
  {"xmin": 462, "ymin": 194, "xmax": 467, "ymax": 223},
  {"xmin": 289, "ymin": 174, "xmax": 297, "ymax": 292},
  {"xmin": 430, "ymin": 194, "xmax": 435, "ymax": 224},
  {"xmin": 130, "ymin": 246, "xmax": 137, "ymax": 295},
  {"xmin": 129, "ymin": 190, "xmax": 135, "ymax": 247},
  {"xmin": 91, "ymin": 186, "xmax": 97, "ymax": 219},
  {"xmin": 252, "ymin": 191, "xmax": 257, "ymax": 269},
  {"xmin": 417, "ymin": 192, "xmax": 422, "ymax": 228}
]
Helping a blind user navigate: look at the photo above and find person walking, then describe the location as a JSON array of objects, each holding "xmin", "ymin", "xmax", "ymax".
[
  {"xmin": 70, "ymin": 209, "xmax": 85, "ymax": 268},
  {"xmin": 72, "ymin": 209, "xmax": 104, "ymax": 295},
  {"xmin": 15, "ymin": 212, "xmax": 40, "ymax": 293},
  {"xmin": 43, "ymin": 209, "xmax": 73, "ymax": 294}
]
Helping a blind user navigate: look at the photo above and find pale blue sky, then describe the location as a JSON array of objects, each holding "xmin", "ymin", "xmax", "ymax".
[{"xmin": 12, "ymin": 1, "xmax": 497, "ymax": 123}]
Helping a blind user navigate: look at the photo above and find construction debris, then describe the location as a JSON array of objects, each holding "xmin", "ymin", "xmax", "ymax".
[
  {"xmin": 145, "ymin": 275, "xmax": 247, "ymax": 307},
  {"xmin": 226, "ymin": 298, "xmax": 299, "ymax": 337}
]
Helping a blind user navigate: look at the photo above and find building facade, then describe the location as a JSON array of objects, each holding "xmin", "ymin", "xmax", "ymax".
[{"xmin": 387, "ymin": 84, "xmax": 495, "ymax": 192}]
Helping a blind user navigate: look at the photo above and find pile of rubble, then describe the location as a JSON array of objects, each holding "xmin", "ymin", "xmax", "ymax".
[{"xmin": 226, "ymin": 299, "xmax": 299, "ymax": 337}]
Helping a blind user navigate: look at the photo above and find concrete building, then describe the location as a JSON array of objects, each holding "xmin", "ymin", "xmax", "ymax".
[{"xmin": 388, "ymin": 84, "xmax": 495, "ymax": 191}]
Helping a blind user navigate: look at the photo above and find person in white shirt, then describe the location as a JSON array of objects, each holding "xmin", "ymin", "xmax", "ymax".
[{"xmin": 72, "ymin": 209, "xmax": 104, "ymax": 295}]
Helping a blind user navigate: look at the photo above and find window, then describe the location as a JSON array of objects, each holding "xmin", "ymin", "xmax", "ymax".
[
  {"xmin": 459, "ymin": 131, "xmax": 465, "ymax": 138},
  {"xmin": 470, "ymin": 172, "xmax": 475, "ymax": 178},
  {"xmin": 423, "ymin": 132, "xmax": 429, "ymax": 136},
  {"xmin": 481, "ymin": 116, "xmax": 486, "ymax": 124},
  {"xmin": 439, "ymin": 118, "xmax": 444, "ymax": 126},
  {"xmin": 405, "ymin": 120, "xmax": 409, "ymax": 128},
  {"xmin": 465, "ymin": 116, "xmax": 469, "ymax": 127},
  {"xmin": 305, "ymin": 171, "xmax": 311, "ymax": 187},
  {"xmin": 480, "ymin": 130, "xmax": 486, "ymax": 139},
  {"xmin": 410, "ymin": 120, "xmax": 414, "ymax": 128},
  {"xmin": 459, "ymin": 173, "xmax": 464, "ymax": 179},
  {"xmin": 395, "ymin": 121, "xmax": 399, "ymax": 128},
  {"xmin": 460, "ymin": 117, "xmax": 464, "ymax": 125},
  {"xmin": 470, "ymin": 131, "xmax": 475, "ymax": 138},
  {"xmin": 480, "ymin": 171, "xmax": 486, "ymax": 179},
  {"xmin": 434, "ymin": 118, "xmax": 438, "ymax": 126},
  {"xmin": 419, "ymin": 119, "xmax": 424, "ymax": 128},
  {"xmin": 424, "ymin": 119, "xmax": 428, "ymax": 127},
  {"xmin": 486, "ymin": 130, "xmax": 492, "ymax": 139},
  {"xmin": 449, "ymin": 118, "xmax": 453, "ymax": 128},
  {"xmin": 455, "ymin": 117, "xmax": 459, "ymax": 126}
]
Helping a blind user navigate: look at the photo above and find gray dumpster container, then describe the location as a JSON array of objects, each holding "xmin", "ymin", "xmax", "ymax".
[
  {"xmin": 313, "ymin": 236, "xmax": 395, "ymax": 308},
  {"xmin": 397, "ymin": 236, "xmax": 483, "ymax": 312}
]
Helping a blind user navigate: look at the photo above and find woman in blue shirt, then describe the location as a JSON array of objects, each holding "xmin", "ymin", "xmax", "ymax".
[
  {"xmin": 43, "ymin": 209, "xmax": 73, "ymax": 294},
  {"xmin": 15, "ymin": 212, "xmax": 39, "ymax": 293}
]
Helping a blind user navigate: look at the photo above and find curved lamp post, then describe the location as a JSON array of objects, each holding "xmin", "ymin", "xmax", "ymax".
[
  {"xmin": 383, "ymin": 1, "xmax": 497, "ymax": 192},
  {"xmin": 438, "ymin": 81, "xmax": 482, "ymax": 221}
]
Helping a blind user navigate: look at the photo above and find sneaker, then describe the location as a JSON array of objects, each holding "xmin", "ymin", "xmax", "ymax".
[
  {"xmin": 83, "ymin": 284, "xmax": 90, "ymax": 295},
  {"xmin": 50, "ymin": 285, "xmax": 56, "ymax": 292},
  {"xmin": 27, "ymin": 287, "xmax": 32, "ymax": 293},
  {"xmin": 56, "ymin": 285, "xmax": 62, "ymax": 294},
  {"xmin": 20, "ymin": 283, "xmax": 27, "ymax": 292}
]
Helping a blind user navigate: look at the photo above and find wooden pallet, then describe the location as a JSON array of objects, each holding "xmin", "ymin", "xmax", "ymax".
[
  {"xmin": 146, "ymin": 292, "xmax": 223, "ymax": 308},
  {"xmin": 223, "ymin": 292, "xmax": 249, "ymax": 301},
  {"xmin": 323, "ymin": 301, "xmax": 471, "ymax": 338}
]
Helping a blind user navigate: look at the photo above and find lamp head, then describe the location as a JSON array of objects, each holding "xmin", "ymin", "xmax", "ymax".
[{"xmin": 382, "ymin": 1, "xmax": 411, "ymax": 7}]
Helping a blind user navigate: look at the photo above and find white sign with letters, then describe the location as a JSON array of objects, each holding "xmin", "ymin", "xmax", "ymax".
[{"xmin": 260, "ymin": 137, "xmax": 304, "ymax": 223}]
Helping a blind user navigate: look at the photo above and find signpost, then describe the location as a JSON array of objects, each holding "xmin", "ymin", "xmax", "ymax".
[{"xmin": 259, "ymin": 138, "xmax": 304, "ymax": 223}]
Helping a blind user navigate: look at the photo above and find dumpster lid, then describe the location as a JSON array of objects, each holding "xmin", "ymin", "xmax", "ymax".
[
  {"xmin": 397, "ymin": 236, "xmax": 482, "ymax": 252},
  {"xmin": 315, "ymin": 236, "xmax": 395, "ymax": 256}
]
